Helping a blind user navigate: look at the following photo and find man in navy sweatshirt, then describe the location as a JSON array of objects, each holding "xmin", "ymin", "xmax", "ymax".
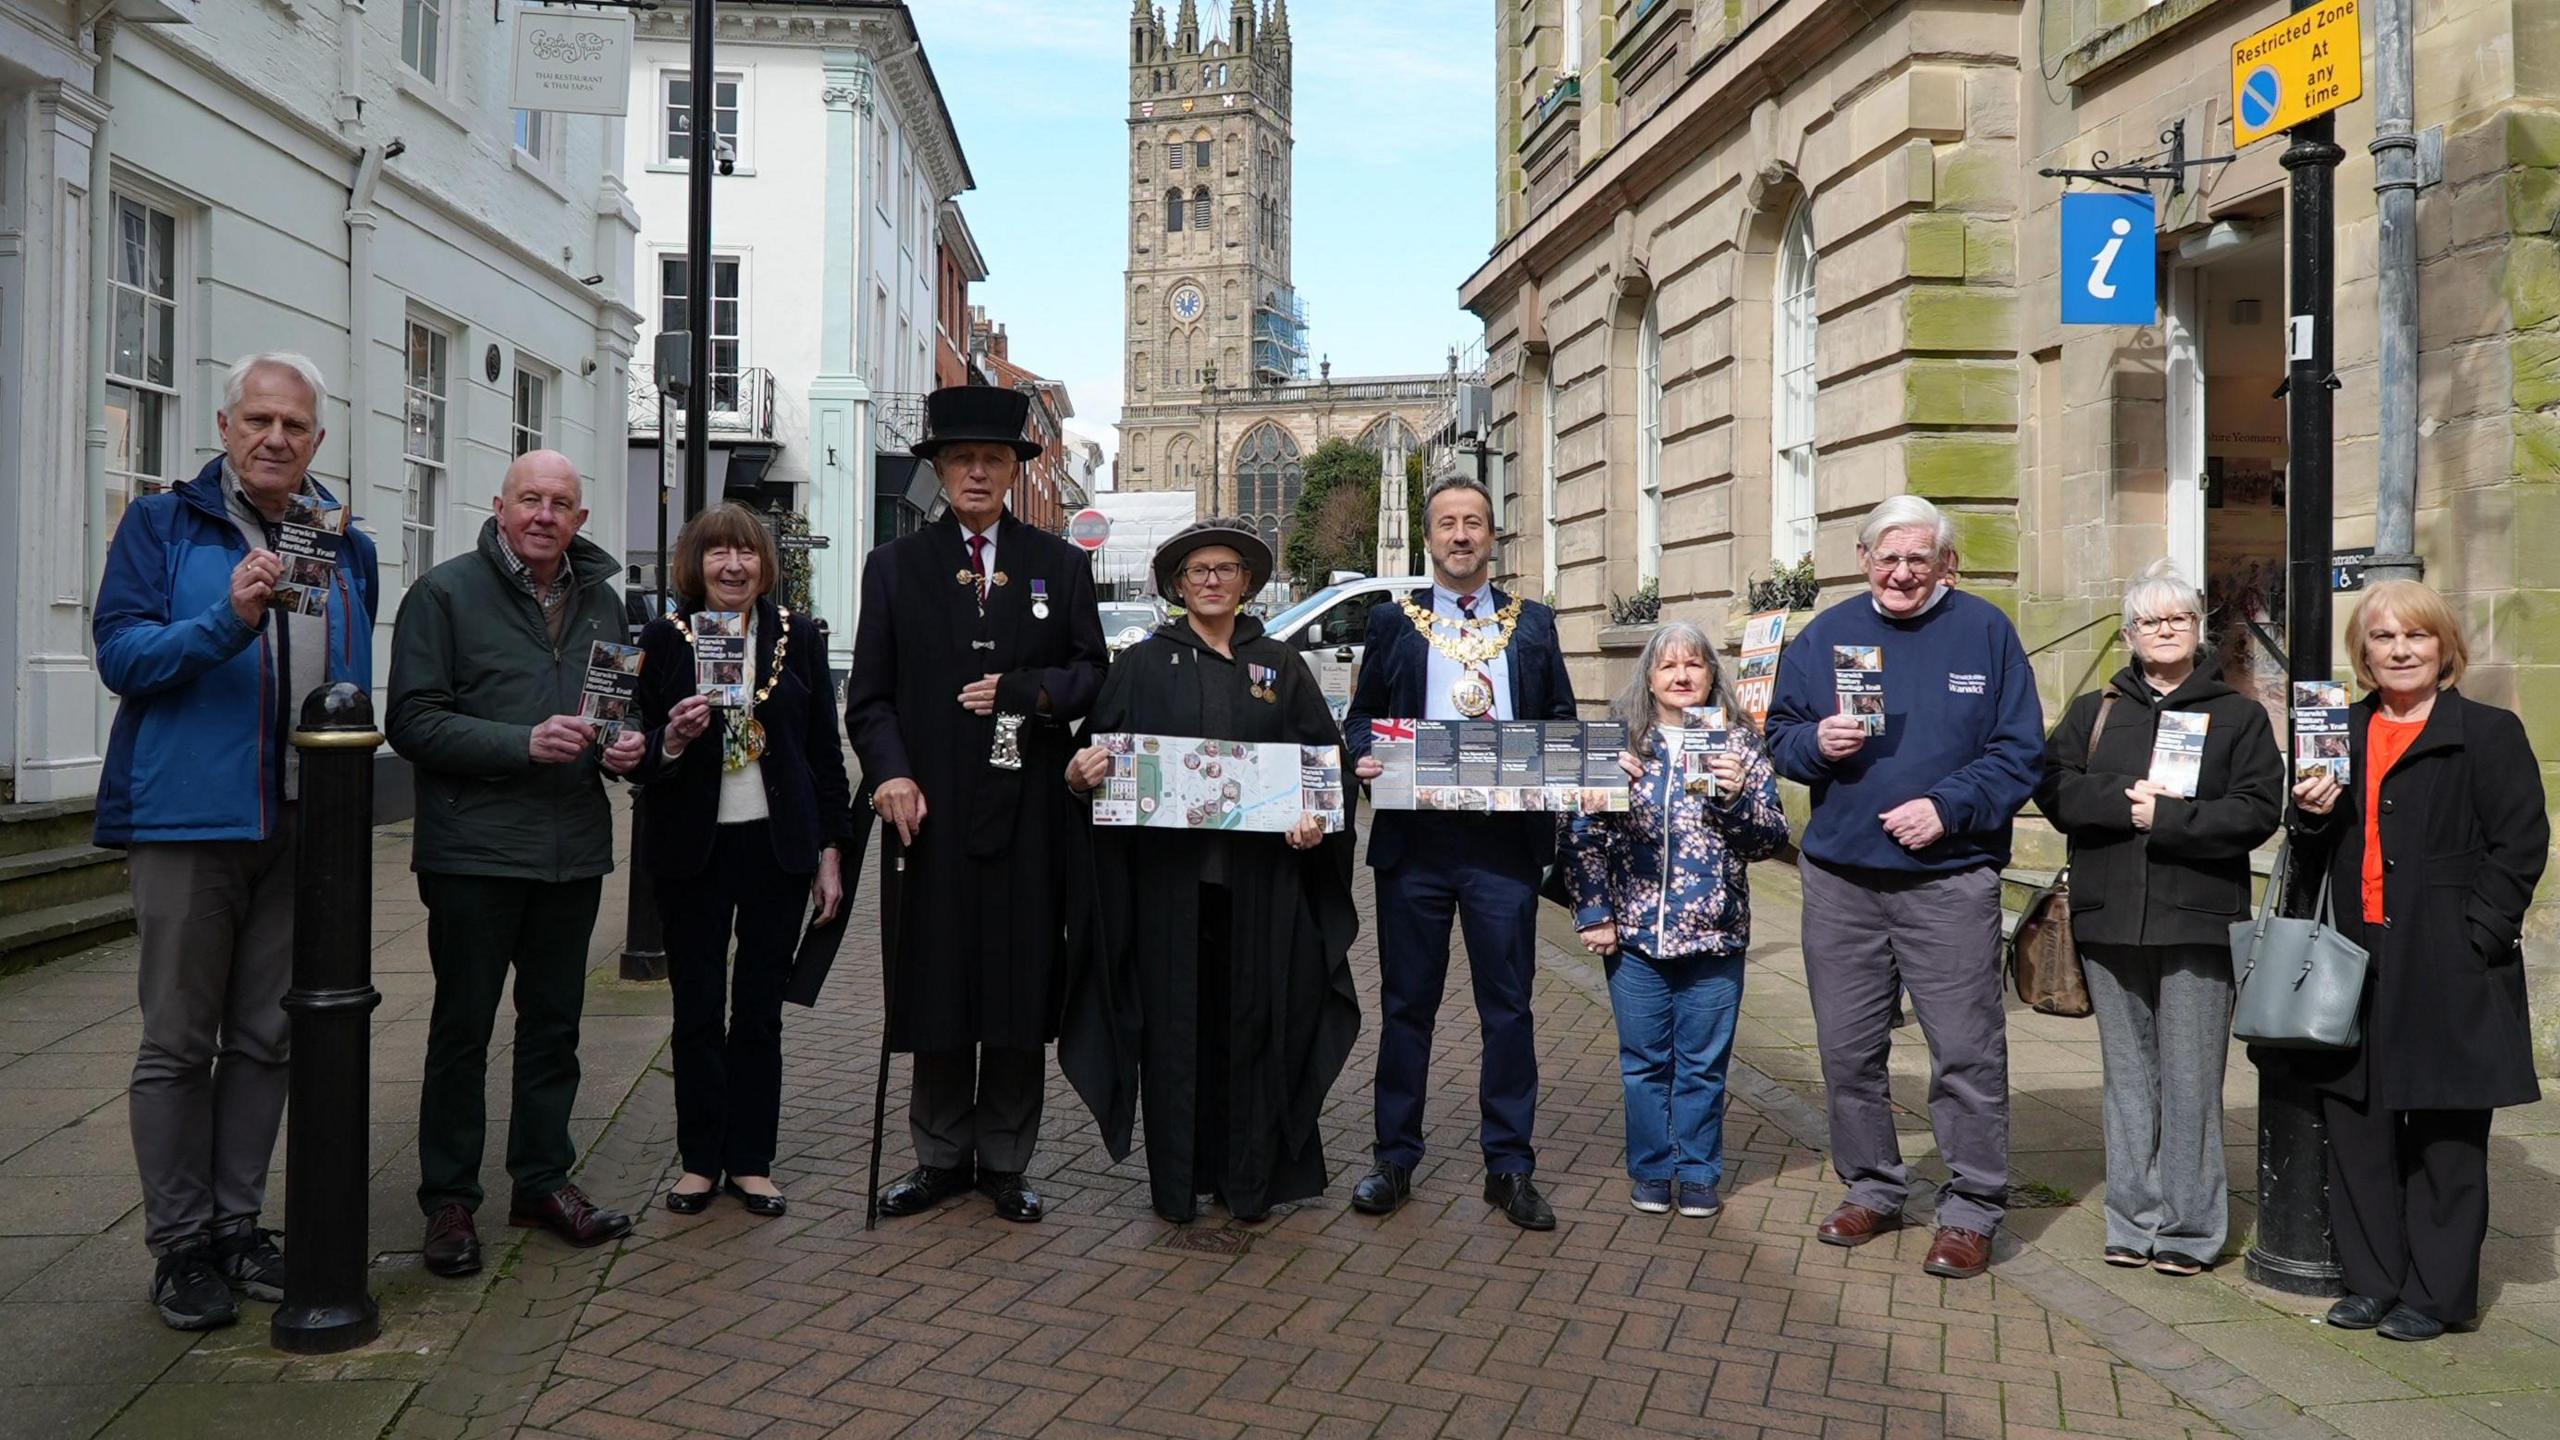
[{"xmin": 1764, "ymin": 495, "xmax": 2043, "ymax": 1280}]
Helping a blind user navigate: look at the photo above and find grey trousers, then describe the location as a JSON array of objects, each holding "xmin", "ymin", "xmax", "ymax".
[
  {"xmin": 126, "ymin": 814, "xmax": 297, "ymax": 1257},
  {"xmin": 909, "ymin": 1045, "xmax": 1044, "ymax": 1174},
  {"xmin": 2080, "ymin": 942, "xmax": 2233, "ymax": 1258},
  {"xmin": 1799, "ymin": 858, "xmax": 2010, "ymax": 1235}
]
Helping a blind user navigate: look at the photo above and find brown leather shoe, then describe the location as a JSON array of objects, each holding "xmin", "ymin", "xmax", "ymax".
[
  {"xmin": 1923, "ymin": 1225, "xmax": 1994, "ymax": 1279},
  {"xmin": 507, "ymin": 1183, "xmax": 633, "ymax": 1248},
  {"xmin": 423, "ymin": 1202, "xmax": 481, "ymax": 1277},
  {"xmin": 1817, "ymin": 1202, "xmax": 1901, "ymax": 1247}
]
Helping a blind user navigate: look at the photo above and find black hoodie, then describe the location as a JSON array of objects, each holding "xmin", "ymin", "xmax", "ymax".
[{"xmin": 2032, "ymin": 659, "xmax": 2287, "ymax": 950}]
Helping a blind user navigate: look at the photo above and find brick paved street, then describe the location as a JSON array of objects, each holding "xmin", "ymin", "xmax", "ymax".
[
  {"xmin": 7, "ymin": 798, "xmax": 2557, "ymax": 1439},
  {"xmin": 502, "ymin": 852, "xmax": 2231, "ymax": 1440}
]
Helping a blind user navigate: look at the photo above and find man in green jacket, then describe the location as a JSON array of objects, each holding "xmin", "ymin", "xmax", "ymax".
[{"xmin": 388, "ymin": 450, "xmax": 644, "ymax": 1276}]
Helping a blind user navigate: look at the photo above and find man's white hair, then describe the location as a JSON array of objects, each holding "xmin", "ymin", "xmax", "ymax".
[
  {"xmin": 2120, "ymin": 558, "xmax": 2205, "ymax": 632},
  {"xmin": 1857, "ymin": 494, "xmax": 1955, "ymax": 557},
  {"xmin": 223, "ymin": 351, "xmax": 329, "ymax": 419}
]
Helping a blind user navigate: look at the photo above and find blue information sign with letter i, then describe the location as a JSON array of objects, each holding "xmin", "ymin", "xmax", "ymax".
[{"xmin": 2059, "ymin": 192, "xmax": 2158, "ymax": 325}]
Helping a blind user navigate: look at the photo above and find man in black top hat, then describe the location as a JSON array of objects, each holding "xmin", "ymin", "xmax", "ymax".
[{"xmin": 844, "ymin": 386, "xmax": 1108, "ymax": 1222}]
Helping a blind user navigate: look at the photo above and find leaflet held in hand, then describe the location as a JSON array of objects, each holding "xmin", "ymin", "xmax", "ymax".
[
  {"xmin": 579, "ymin": 642, "xmax": 644, "ymax": 741},
  {"xmin": 2292, "ymin": 681, "xmax": 2352, "ymax": 783},
  {"xmin": 1676, "ymin": 705, "xmax": 1730, "ymax": 798},
  {"xmin": 1089, "ymin": 734, "xmax": 1346, "ymax": 834},
  {"xmin": 270, "ymin": 496, "xmax": 348, "ymax": 617},
  {"xmin": 690, "ymin": 611, "xmax": 749, "ymax": 708},
  {"xmin": 1735, "ymin": 612, "xmax": 1787, "ymax": 731},
  {"xmin": 1367, "ymin": 719, "xmax": 1631, "ymax": 812},
  {"xmin": 2148, "ymin": 711, "xmax": 2208, "ymax": 798},
  {"xmin": 1834, "ymin": 645, "xmax": 1886, "ymax": 735}
]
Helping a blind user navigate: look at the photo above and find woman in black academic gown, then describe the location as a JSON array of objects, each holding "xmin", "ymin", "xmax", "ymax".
[{"xmin": 1059, "ymin": 520, "xmax": 1361, "ymax": 1224}]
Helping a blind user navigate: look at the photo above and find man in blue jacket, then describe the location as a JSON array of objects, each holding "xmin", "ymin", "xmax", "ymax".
[
  {"xmin": 1764, "ymin": 495, "xmax": 2042, "ymax": 1280},
  {"xmin": 1342, "ymin": 476, "xmax": 1577, "ymax": 1231},
  {"xmin": 94, "ymin": 353, "xmax": 379, "ymax": 1330}
]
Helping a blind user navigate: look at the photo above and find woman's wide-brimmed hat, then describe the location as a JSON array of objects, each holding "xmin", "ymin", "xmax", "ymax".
[
  {"xmin": 1152, "ymin": 518, "xmax": 1274, "ymax": 598},
  {"xmin": 911, "ymin": 385, "xmax": 1044, "ymax": 462}
]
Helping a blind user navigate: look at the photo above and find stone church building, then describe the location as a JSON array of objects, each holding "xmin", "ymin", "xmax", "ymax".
[{"xmin": 1116, "ymin": 0, "xmax": 1451, "ymax": 572}]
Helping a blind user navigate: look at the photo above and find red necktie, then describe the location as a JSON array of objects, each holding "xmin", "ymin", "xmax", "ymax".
[
  {"xmin": 968, "ymin": 535, "xmax": 989, "ymax": 604},
  {"xmin": 1458, "ymin": 593, "xmax": 1477, "ymax": 619}
]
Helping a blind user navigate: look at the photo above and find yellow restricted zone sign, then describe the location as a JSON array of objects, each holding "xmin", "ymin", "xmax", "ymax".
[{"xmin": 2230, "ymin": 0, "xmax": 2363, "ymax": 147}]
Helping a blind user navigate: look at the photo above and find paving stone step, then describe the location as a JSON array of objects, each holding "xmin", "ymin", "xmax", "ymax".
[
  {"xmin": 0, "ymin": 842, "xmax": 127, "ymax": 913},
  {"xmin": 0, "ymin": 795, "xmax": 99, "ymax": 859},
  {"xmin": 0, "ymin": 892, "xmax": 135, "ymax": 977}
]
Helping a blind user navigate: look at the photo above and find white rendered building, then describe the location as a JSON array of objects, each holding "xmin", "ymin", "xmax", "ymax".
[
  {"xmin": 622, "ymin": 0, "xmax": 968, "ymax": 676},
  {"xmin": 0, "ymin": 0, "xmax": 642, "ymax": 809}
]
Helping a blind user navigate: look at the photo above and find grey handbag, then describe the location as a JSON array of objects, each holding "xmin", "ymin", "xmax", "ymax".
[{"xmin": 2228, "ymin": 839, "xmax": 2370, "ymax": 1050}]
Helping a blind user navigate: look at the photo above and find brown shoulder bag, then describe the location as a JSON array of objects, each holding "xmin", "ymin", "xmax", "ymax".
[{"xmin": 2007, "ymin": 693, "xmax": 2116, "ymax": 1018}]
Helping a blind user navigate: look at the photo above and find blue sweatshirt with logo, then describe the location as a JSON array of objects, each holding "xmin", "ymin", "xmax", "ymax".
[{"xmin": 1764, "ymin": 589, "xmax": 2044, "ymax": 874}]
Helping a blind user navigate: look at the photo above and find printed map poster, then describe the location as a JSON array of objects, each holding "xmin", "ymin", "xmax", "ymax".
[
  {"xmin": 2149, "ymin": 711, "xmax": 2208, "ymax": 798},
  {"xmin": 1089, "ymin": 734, "xmax": 1344, "ymax": 833},
  {"xmin": 1368, "ymin": 720, "xmax": 1631, "ymax": 813},
  {"xmin": 580, "ymin": 641, "xmax": 643, "ymax": 741},
  {"xmin": 2292, "ymin": 680, "xmax": 2352, "ymax": 783},
  {"xmin": 1736, "ymin": 612, "xmax": 1788, "ymax": 731},
  {"xmin": 1834, "ymin": 644, "xmax": 1886, "ymax": 735},
  {"xmin": 691, "ymin": 611, "xmax": 749, "ymax": 708},
  {"xmin": 270, "ymin": 495, "xmax": 348, "ymax": 617}
]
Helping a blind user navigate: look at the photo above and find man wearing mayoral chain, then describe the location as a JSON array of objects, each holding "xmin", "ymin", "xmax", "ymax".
[
  {"xmin": 844, "ymin": 386, "xmax": 1108, "ymax": 1224},
  {"xmin": 1343, "ymin": 475, "xmax": 1578, "ymax": 1230}
]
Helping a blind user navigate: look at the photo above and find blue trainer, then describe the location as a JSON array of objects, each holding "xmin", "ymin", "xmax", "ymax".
[
  {"xmin": 1677, "ymin": 1182, "xmax": 1722, "ymax": 1218},
  {"xmin": 1630, "ymin": 1179, "xmax": 1673, "ymax": 1214}
]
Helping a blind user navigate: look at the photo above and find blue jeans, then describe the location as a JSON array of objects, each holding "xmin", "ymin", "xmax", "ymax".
[{"xmin": 1605, "ymin": 947, "xmax": 1743, "ymax": 1186}]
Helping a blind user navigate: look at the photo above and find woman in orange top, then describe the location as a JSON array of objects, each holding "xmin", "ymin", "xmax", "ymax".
[{"xmin": 2291, "ymin": 580, "xmax": 2546, "ymax": 1342}]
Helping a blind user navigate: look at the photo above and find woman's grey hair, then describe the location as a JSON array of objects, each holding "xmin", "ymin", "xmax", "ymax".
[
  {"xmin": 2120, "ymin": 558, "xmax": 2205, "ymax": 632},
  {"xmin": 222, "ymin": 352, "xmax": 329, "ymax": 419},
  {"xmin": 1613, "ymin": 620, "xmax": 1740, "ymax": 758},
  {"xmin": 1856, "ymin": 494, "xmax": 1955, "ymax": 557}
]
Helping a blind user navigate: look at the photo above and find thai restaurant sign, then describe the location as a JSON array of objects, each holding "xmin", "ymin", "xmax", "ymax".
[{"xmin": 511, "ymin": 7, "xmax": 635, "ymax": 117}]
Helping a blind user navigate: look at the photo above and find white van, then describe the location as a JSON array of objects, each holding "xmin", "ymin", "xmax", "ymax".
[{"xmin": 1261, "ymin": 574, "xmax": 1421, "ymax": 722}]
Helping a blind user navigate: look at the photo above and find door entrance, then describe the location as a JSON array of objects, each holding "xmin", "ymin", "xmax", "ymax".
[{"xmin": 2167, "ymin": 235, "xmax": 2290, "ymax": 735}]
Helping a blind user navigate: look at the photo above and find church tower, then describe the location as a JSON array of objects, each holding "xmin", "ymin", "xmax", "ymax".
[{"xmin": 1120, "ymin": 0, "xmax": 1302, "ymax": 494}]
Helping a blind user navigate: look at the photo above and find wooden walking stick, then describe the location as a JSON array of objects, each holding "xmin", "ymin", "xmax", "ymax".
[{"xmin": 866, "ymin": 833, "xmax": 904, "ymax": 1232}]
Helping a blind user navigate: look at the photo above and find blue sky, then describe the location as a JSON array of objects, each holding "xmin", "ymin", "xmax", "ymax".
[{"xmin": 908, "ymin": 0, "xmax": 1495, "ymax": 470}]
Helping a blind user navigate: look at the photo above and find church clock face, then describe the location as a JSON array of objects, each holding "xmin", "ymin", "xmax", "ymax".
[{"xmin": 1170, "ymin": 283, "xmax": 1206, "ymax": 325}]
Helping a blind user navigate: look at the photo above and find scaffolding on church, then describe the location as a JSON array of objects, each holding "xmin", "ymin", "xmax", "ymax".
[{"xmin": 1253, "ymin": 287, "xmax": 1309, "ymax": 383}]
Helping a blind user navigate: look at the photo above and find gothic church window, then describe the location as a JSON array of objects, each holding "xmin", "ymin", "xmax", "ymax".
[
  {"xmin": 1232, "ymin": 424, "xmax": 1303, "ymax": 549},
  {"xmin": 1169, "ymin": 137, "xmax": 1184, "ymax": 169},
  {"xmin": 1191, "ymin": 185, "xmax": 1211, "ymax": 231},
  {"xmin": 1193, "ymin": 133, "xmax": 1212, "ymax": 168},
  {"xmin": 1166, "ymin": 188, "xmax": 1185, "ymax": 232}
]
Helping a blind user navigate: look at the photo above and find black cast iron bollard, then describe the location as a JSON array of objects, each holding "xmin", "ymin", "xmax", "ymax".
[
  {"xmin": 272, "ymin": 682, "xmax": 384, "ymax": 1354},
  {"xmin": 620, "ymin": 787, "xmax": 669, "ymax": 981}
]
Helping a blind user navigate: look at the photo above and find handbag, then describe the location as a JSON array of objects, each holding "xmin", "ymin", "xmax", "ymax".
[
  {"xmin": 2007, "ymin": 694, "xmax": 2115, "ymax": 1018},
  {"xmin": 2228, "ymin": 838, "xmax": 2370, "ymax": 1050}
]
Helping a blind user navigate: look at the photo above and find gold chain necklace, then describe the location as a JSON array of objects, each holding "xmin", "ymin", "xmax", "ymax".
[
  {"xmin": 1400, "ymin": 594, "xmax": 1523, "ymax": 668},
  {"xmin": 680, "ymin": 605, "xmax": 790, "ymax": 770}
]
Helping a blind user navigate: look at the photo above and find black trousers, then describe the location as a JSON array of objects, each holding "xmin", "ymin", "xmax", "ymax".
[
  {"xmin": 660, "ymin": 822, "xmax": 809, "ymax": 1180},
  {"xmin": 417, "ymin": 873, "xmax": 603, "ymax": 1213},
  {"xmin": 2321, "ymin": 1092, "xmax": 2494, "ymax": 1324}
]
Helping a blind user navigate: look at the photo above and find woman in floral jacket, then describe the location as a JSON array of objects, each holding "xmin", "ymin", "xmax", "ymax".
[{"xmin": 1562, "ymin": 621, "xmax": 1789, "ymax": 1218}]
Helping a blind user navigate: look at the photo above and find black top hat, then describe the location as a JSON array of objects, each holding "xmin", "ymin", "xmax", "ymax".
[{"xmin": 912, "ymin": 385, "xmax": 1043, "ymax": 462}]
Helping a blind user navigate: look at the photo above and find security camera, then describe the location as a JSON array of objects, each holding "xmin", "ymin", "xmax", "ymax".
[{"xmin": 715, "ymin": 137, "xmax": 736, "ymax": 176}]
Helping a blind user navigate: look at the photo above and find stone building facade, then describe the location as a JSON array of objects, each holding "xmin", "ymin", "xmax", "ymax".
[
  {"xmin": 1462, "ymin": 0, "xmax": 2560, "ymax": 1069},
  {"xmin": 1116, "ymin": 0, "xmax": 1450, "ymax": 575}
]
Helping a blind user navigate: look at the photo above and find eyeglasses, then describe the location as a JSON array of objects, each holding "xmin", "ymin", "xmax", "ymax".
[
  {"xmin": 1181, "ymin": 562, "xmax": 1246, "ymax": 584},
  {"xmin": 1863, "ymin": 552, "xmax": 1939, "ymax": 577},
  {"xmin": 2130, "ymin": 613, "xmax": 2200, "ymax": 635}
]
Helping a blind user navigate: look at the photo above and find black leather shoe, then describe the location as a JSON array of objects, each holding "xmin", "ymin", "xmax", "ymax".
[
  {"xmin": 980, "ymin": 1171, "xmax": 1043, "ymax": 1223},
  {"xmin": 423, "ymin": 1203, "xmax": 482, "ymax": 1278},
  {"xmin": 664, "ymin": 1178, "xmax": 718, "ymax": 1215},
  {"xmin": 1484, "ymin": 1173, "xmax": 1556, "ymax": 1231},
  {"xmin": 2378, "ymin": 1303, "xmax": 2448, "ymax": 1342},
  {"xmin": 723, "ymin": 1178, "xmax": 788, "ymax": 1218},
  {"xmin": 878, "ymin": 1164, "xmax": 974, "ymax": 1218},
  {"xmin": 2325, "ymin": 1293, "xmax": 2393, "ymax": 1330},
  {"xmin": 1350, "ymin": 1163, "xmax": 1413, "ymax": 1216}
]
